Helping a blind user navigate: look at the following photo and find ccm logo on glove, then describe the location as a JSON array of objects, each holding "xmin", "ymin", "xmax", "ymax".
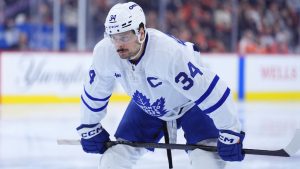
[
  {"xmin": 77, "ymin": 123, "xmax": 103, "ymax": 139},
  {"xmin": 219, "ymin": 132, "xmax": 240, "ymax": 144},
  {"xmin": 81, "ymin": 127, "xmax": 102, "ymax": 138},
  {"xmin": 76, "ymin": 123, "xmax": 110, "ymax": 154},
  {"xmin": 217, "ymin": 130, "xmax": 245, "ymax": 161}
]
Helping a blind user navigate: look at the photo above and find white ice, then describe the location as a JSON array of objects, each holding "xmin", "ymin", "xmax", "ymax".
[{"xmin": 0, "ymin": 102, "xmax": 299, "ymax": 169}]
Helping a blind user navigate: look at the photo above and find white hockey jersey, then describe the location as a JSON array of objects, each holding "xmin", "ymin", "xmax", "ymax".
[{"xmin": 80, "ymin": 29, "xmax": 240, "ymax": 131}]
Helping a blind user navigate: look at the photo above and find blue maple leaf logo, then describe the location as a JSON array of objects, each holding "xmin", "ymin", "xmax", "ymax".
[{"xmin": 132, "ymin": 91, "xmax": 168, "ymax": 117}]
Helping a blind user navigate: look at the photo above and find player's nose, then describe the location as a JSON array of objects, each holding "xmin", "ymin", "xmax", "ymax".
[
  {"xmin": 115, "ymin": 41, "xmax": 127, "ymax": 49},
  {"xmin": 112, "ymin": 40, "xmax": 121, "ymax": 47}
]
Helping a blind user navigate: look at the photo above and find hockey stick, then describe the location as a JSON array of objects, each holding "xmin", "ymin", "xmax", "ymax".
[{"xmin": 57, "ymin": 129, "xmax": 300, "ymax": 157}]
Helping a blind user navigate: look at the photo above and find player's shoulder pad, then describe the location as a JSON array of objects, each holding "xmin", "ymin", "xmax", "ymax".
[
  {"xmin": 93, "ymin": 37, "xmax": 113, "ymax": 58},
  {"xmin": 147, "ymin": 29, "xmax": 185, "ymax": 62},
  {"xmin": 92, "ymin": 37, "xmax": 118, "ymax": 73}
]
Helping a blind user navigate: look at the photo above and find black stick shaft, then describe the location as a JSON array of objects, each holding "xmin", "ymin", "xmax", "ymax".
[
  {"xmin": 163, "ymin": 122, "xmax": 173, "ymax": 169},
  {"xmin": 106, "ymin": 141, "xmax": 290, "ymax": 157}
]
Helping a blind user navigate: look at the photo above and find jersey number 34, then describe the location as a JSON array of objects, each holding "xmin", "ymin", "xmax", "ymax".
[{"xmin": 175, "ymin": 62, "xmax": 203, "ymax": 90}]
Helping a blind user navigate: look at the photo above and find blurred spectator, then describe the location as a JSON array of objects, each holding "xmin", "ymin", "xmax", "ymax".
[
  {"xmin": 86, "ymin": 0, "xmax": 106, "ymax": 48},
  {"xmin": 0, "ymin": 0, "xmax": 66, "ymax": 51},
  {"xmin": 146, "ymin": 10, "xmax": 159, "ymax": 29},
  {"xmin": 15, "ymin": 13, "xmax": 29, "ymax": 50},
  {"xmin": 28, "ymin": 1, "xmax": 65, "ymax": 50},
  {"xmin": 62, "ymin": 0, "xmax": 77, "ymax": 50},
  {"xmin": 237, "ymin": 0, "xmax": 298, "ymax": 54},
  {"xmin": 2, "ymin": 18, "xmax": 20, "ymax": 49},
  {"xmin": 0, "ymin": 0, "xmax": 299, "ymax": 54},
  {"xmin": 239, "ymin": 29, "xmax": 259, "ymax": 54}
]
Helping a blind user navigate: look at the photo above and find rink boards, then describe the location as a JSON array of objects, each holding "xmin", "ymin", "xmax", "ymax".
[{"xmin": 0, "ymin": 52, "xmax": 299, "ymax": 104}]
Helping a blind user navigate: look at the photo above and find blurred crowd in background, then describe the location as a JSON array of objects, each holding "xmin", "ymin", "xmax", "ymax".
[{"xmin": 0, "ymin": 0, "xmax": 300, "ymax": 54}]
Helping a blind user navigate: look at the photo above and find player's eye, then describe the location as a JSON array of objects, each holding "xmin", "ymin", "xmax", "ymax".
[{"xmin": 110, "ymin": 33, "xmax": 134, "ymax": 43}]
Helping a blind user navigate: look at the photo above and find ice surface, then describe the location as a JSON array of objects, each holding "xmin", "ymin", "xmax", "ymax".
[{"xmin": 0, "ymin": 102, "xmax": 299, "ymax": 169}]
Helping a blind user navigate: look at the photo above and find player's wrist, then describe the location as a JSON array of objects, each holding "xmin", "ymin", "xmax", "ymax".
[{"xmin": 218, "ymin": 120, "xmax": 242, "ymax": 133}]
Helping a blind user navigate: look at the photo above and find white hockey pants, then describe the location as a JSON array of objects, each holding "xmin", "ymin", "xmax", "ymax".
[
  {"xmin": 188, "ymin": 139, "xmax": 226, "ymax": 169},
  {"xmin": 99, "ymin": 139, "xmax": 225, "ymax": 169},
  {"xmin": 98, "ymin": 144, "xmax": 147, "ymax": 169}
]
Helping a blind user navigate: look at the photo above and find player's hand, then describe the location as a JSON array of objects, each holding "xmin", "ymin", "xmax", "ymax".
[
  {"xmin": 76, "ymin": 123, "xmax": 110, "ymax": 154},
  {"xmin": 217, "ymin": 130, "xmax": 245, "ymax": 161}
]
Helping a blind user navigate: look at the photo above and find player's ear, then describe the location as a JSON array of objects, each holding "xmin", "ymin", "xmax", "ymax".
[{"xmin": 137, "ymin": 23, "xmax": 145, "ymax": 41}]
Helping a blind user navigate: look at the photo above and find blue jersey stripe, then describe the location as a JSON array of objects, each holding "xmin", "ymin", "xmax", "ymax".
[
  {"xmin": 194, "ymin": 75, "xmax": 219, "ymax": 105},
  {"xmin": 202, "ymin": 87, "xmax": 230, "ymax": 114},
  {"xmin": 84, "ymin": 87, "xmax": 111, "ymax": 101},
  {"xmin": 81, "ymin": 95, "xmax": 109, "ymax": 112}
]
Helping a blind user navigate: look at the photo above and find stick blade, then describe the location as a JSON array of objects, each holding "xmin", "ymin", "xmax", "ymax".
[
  {"xmin": 283, "ymin": 129, "xmax": 300, "ymax": 156},
  {"xmin": 57, "ymin": 139, "xmax": 80, "ymax": 145}
]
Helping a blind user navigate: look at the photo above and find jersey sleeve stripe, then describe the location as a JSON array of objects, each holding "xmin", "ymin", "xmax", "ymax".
[
  {"xmin": 194, "ymin": 75, "xmax": 219, "ymax": 105},
  {"xmin": 193, "ymin": 44, "xmax": 200, "ymax": 52},
  {"xmin": 84, "ymin": 87, "xmax": 111, "ymax": 101},
  {"xmin": 81, "ymin": 95, "xmax": 109, "ymax": 112},
  {"xmin": 201, "ymin": 87, "xmax": 230, "ymax": 114}
]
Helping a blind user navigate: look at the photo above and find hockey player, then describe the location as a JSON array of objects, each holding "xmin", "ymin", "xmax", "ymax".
[{"xmin": 76, "ymin": 2, "xmax": 245, "ymax": 169}]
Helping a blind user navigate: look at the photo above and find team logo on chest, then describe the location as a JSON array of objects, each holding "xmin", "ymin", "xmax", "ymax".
[{"xmin": 132, "ymin": 90, "xmax": 168, "ymax": 117}]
